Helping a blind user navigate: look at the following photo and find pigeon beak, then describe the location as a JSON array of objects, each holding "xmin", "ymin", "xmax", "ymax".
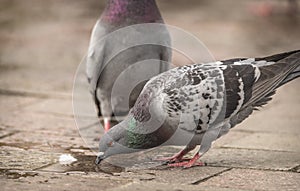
[{"xmin": 95, "ymin": 152, "xmax": 105, "ymax": 165}]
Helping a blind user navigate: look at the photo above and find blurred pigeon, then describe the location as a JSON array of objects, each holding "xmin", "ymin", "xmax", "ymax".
[
  {"xmin": 86, "ymin": 0, "xmax": 171, "ymax": 131},
  {"xmin": 249, "ymin": 0, "xmax": 298, "ymax": 17},
  {"xmin": 95, "ymin": 50, "xmax": 300, "ymax": 168}
]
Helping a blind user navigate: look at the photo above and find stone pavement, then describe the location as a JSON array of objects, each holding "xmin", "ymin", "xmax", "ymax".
[{"xmin": 0, "ymin": 0, "xmax": 299, "ymax": 190}]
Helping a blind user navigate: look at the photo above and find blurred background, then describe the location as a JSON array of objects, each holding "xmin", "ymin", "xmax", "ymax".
[{"xmin": 0, "ymin": 0, "xmax": 299, "ymax": 95}]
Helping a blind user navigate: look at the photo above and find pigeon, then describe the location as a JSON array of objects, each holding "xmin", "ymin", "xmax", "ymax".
[
  {"xmin": 95, "ymin": 50, "xmax": 300, "ymax": 168},
  {"xmin": 249, "ymin": 0, "xmax": 298, "ymax": 17},
  {"xmin": 86, "ymin": 0, "xmax": 171, "ymax": 131}
]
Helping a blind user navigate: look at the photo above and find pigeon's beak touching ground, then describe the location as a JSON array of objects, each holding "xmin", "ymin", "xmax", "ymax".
[{"xmin": 95, "ymin": 152, "xmax": 105, "ymax": 164}]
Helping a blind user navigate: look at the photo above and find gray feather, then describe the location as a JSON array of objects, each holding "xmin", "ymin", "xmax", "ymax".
[{"xmin": 86, "ymin": 0, "xmax": 171, "ymax": 118}]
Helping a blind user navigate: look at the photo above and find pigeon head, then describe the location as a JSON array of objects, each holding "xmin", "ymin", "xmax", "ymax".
[
  {"xmin": 102, "ymin": 0, "xmax": 163, "ymax": 24},
  {"xmin": 95, "ymin": 117, "xmax": 141, "ymax": 164},
  {"xmin": 95, "ymin": 115, "xmax": 166, "ymax": 164}
]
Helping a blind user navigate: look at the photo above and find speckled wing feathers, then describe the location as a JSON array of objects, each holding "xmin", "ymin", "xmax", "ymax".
[
  {"xmin": 161, "ymin": 63, "xmax": 259, "ymax": 133},
  {"xmin": 160, "ymin": 64, "xmax": 226, "ymax": 133},
  {"xmin": 129, "ymin": 50, "xmax": 300, "ymax": 146}
]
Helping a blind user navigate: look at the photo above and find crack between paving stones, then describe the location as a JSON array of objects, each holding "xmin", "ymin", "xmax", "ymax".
[
  {"xmin": 190, "ymin": 168, "xmax": 232, "ymax": 185},
  {"xmin": 206, "ymin": 164, "xmax": 299, "ymax": 173},
  {"xmin": 0, "ymin": 141, "xmax": 40, "ymax": 150},
  {"xmin": 0, "ymin": 131, "xmax": 19, "ymax": 139},
  {"xmin": 229, "ymin": 129, "xmax": 256, "ymax": 133},
  {"xmin": 33, "ymin": 163, "xmax": 60, "ymax": 172}
]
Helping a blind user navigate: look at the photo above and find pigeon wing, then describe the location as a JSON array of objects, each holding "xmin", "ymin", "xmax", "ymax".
[
  {"xmin": 161, "ymin": 64, "xmax": 227, "ymax": 133},
  {"xmin": 86, "ymin": 20, "xmax": 107, "ymax": 114}
]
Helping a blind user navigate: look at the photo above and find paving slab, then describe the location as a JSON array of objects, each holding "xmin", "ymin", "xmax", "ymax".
[
  {"xmin": 0, "ymin": 146, "xmax": 59, "ymax": 170},
  {"xmin": 200, "ymin": 168, "xmax": 300, "ymax": 191},
  {"xmin": 212, "ymin": 131, "xmax": 253, "ymax": 148},
  {"xmin": 0, "ymin": 111, "xmax": 78, "ymax": 133},
  {"xmin": 202, "ymin": 148, "xmax": 300, "ymax": 171},
  {"xmin": 0, "ymin": 171, "xmax": 131, "ymax": 191},
  {"xmin": 0, "ymin": 59, "xmax": 78, "ymax": 94},
  {"xmin": 234, "ymin": 113, "xmax": 300, "ymax": 135},
  {"xmin": 126, "ymin": 166, "xmax": 229, "ymax": 185},
  {"xmin": 223, "ymin": 132, "xmax": 300, "ymax": 153},
  {"xmin": 21, "ymin": 98, "xmax": 74, "ymax": 117},
  {"xmin": 0, "ymin": 0, "xmax": 91, "ymax": 93},
  {"xmin": 0, "ymin": 131, "xmax": 87, "ymax": 151},
  {"xmin": 0, "ymin": 95, "xmax": 42, "ymax": 112},
  {"xmin": 109, "ymin": 181, "xmax": 244, "ymax": 191}
]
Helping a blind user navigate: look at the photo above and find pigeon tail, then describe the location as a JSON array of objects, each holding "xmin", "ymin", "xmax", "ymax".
[
  {"xmin": 278, "ymin": 64, "xmax": 300, "ymax": 87},
  {"xmin": 257, "ymin": 50, "xmax": 300, "ymax": 87},
  {"xmin": 246, "ymin": 50, "xmax": 300, "ymax": 109}
]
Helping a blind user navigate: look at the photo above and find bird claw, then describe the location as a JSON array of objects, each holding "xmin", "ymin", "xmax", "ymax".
[
  {"xmin": 166, "ymin": 153, "xmax": 204, "ymax": 168},
  {"xmin": 168, "ymin": 161, "xmax": 206, "ymax": 168},
  {"xmin": 157, "ymin": 156, "xmax": 205, "ymax": 168}
]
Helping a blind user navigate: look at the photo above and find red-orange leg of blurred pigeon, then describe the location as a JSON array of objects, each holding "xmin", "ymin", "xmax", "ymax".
[{"xmin": 104, "ymin": 117, "xmax": 110, "ymax": 132}]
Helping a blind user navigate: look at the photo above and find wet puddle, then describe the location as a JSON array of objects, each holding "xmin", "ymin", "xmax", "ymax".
[{"xmin": 38, "ymin": 146, "xmax": 182, "ymax": 174}]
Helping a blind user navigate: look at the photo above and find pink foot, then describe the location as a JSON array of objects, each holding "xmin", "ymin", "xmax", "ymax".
[
  {"xmin": 156, "ymin": 146, "xmax": 197, "ymax": 165},
  {"xmin": 155, "ymin": 149, "xmax": 191, "ymax": 163},
  {"xmin": 168, "ymin": 153, "xmax": 204, "ymax": 168}
]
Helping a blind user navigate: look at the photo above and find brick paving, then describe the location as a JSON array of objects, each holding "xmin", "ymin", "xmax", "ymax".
[{"xmin": 1, "ymin": 0, "xmax": 299, "ymax": 190}]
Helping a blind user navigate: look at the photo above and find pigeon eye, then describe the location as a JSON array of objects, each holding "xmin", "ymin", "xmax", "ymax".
[{"xmin": 107, "ymin": 141, "xmax": 114, "ymax": 147}]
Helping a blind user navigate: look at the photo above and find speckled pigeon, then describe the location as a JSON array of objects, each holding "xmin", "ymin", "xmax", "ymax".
[
  {"xmin": 86, "ymin": 0, "xmax": 171, "ymax": 131},
  {"xmin": 95, "ymin": 50, "xmax": 300, "ymax": 168}
]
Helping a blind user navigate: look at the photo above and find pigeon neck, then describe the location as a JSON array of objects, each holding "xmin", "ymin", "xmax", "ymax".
[{"xmin": 102, "ymin": 0, "xmax": 163, "ymax": 24}]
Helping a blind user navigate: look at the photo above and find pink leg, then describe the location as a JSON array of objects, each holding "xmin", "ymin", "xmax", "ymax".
[
  {"xmin": 104, "ymin": 117, "xmax": 110, "ymax": 132},
  {"xmin": 156, "ymin": 146, "xmax": 196, "ymax": 163},
  {"xmin": 168, "ymin": 153, "xmax": 205, "ymax": 168}
]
